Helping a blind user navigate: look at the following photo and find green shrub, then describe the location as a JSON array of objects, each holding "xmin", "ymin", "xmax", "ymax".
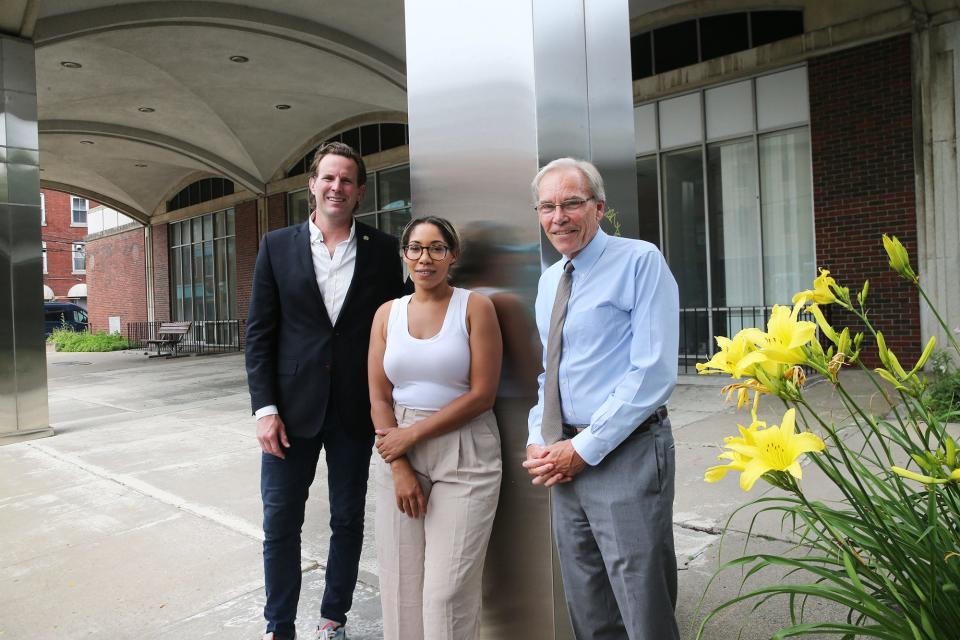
[
  {"xmin": 48, "ymin": 329, "xmax": 129, "ymax": 352},
  {"xmin": 927, "ymin": 350, "xmax": 960, "ymax": 420}
]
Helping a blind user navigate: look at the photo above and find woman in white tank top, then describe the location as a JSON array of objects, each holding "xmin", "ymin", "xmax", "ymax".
[{"xmin": 368, "ymin": 216, "xmax": 503, "ymax": 640}]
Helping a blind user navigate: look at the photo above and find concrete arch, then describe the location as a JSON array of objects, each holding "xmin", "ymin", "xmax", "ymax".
[
  {"xmin": 272, "ymin": 110, "xmax": 409, "ymax": 181},
  {"xmin": 40, "ymin": 179, "xmax": 150, "ymax": 225},
  {"xmin": 33, "ymin": 1, "xmax": 406, "ymax": 90},
  {"xmin": 39, "ymin": 121, "xmax": 266, "ymax": 197}
]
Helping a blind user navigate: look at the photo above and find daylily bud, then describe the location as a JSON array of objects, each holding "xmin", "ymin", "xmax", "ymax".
[
  {"xmin": 857, "ymin": 280, "xmax": 869, "ymax": 307},
  {"xmin": 891, "ymin": 466, "xmax": 947, "ymax": 485},
  {"xmin": 946, "ymin": 437, "xmax": 957, "ymax": 468},
  {"xmin": 882, "ymin": 234, "xmax": 918, "ymax": 282},
  {"xmin": 908, "ymin": 336, "xmax": 937, "ymax": 376}
]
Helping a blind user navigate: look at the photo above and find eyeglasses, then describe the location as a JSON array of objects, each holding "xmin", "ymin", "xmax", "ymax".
[
  {"xmin": 402, "ymin": 244, "xmax": 450, "ymax": 261},
  {"xmin": 534, "ymin": 197, "xmax": 595, "ymax": 216}
]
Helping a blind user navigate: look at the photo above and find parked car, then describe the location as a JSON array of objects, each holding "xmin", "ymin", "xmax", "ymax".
[{"xmin": 44, "ymin": 302, "xmax": 88, "ymax": 336}]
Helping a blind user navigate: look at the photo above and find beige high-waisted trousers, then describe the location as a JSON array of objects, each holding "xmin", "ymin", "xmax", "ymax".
[{"xmin": 375, "ymin": 405, "xmax": 502, "ymax": 640}]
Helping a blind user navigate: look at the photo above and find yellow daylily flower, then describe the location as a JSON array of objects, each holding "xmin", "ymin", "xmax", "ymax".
[
  {"xmin": 756, "ymin": 302, "xmax": 817, "ymax": 366},
  {"xmin": 705, "ymin": 421, "xmax": 763, "ymax": 483},
  {"xmin": 806, "ymin": 303, "xmax": 837, "ymax": 344},
  {"xmin": 792, "ymin": 269, "xmax": 839, "ymax": 306},
  {"xmin": 882, "ymin": 234, "xmax": 918, "ymax": 283},
  {"xmin": 722, "ymin": 408, "xmax": 826, "ymax": 491},
  {"xmin": 697, "ymin": 330, "xmax": 768, "ymax": 378}
]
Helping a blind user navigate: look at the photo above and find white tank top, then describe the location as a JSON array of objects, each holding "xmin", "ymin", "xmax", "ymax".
[{"xmin": 383, "ymin": 288, "xmax": 472, "ymax": 411}]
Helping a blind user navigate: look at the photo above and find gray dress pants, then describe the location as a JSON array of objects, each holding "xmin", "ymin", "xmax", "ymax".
[{"xmin": 552, "ymin": 419, "xmax": 679, "ymax": 640}]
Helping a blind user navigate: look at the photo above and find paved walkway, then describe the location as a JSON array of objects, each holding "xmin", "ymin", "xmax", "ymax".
[{"xmin": 1, "ymin": 349, "xmax": 872, "ymax": 638}]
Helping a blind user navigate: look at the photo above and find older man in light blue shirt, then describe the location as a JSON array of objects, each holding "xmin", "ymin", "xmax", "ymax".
[{"xmin": 524, "ymin": 158, "xmax": 680, "ymax": 640}]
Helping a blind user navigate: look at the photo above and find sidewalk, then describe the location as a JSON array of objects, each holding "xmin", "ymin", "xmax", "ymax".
[{"xmin": 1, "ymin": 350, "xmax": 862, "ymax": 638}]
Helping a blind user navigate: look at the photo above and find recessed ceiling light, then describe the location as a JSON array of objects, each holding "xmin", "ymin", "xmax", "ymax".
[
  {"xmin": 60, "ymin": 61, "xmax": 82, "ymax": 69},
  {"xmin": 275, "ymin": 104, "xmax": 291, "ymax": 110},
  {"xmin": 80, "ymin": 140, "xmax": 94, "ymax": 145},
  {"xmin": 137, "ymin": 107, "xmax": 155, "ymax": 113},
  {"xmin": 229, "ymin": 55, "xmax": 249, "ymax": 63},
  {"xmin": 135, "ymin": 163, "xmax": 148, "ymax": 168}
]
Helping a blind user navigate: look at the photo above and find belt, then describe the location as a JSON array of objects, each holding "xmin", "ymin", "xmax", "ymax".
[{"xmin": 561, "ymin": 406, "xmax": 668, "ymax": 440}]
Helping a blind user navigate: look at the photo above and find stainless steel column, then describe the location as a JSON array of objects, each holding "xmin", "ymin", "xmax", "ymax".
[
  {"xmin": 404, "ymin": 1, "xmax": 637, "ymax": 636},
  {"xmin": 0, "ymin": 35, "xmax": 51, "ymax": 444}
]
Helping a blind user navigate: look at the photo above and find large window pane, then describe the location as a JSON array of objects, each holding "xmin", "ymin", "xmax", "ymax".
[
  {"xmin": 380, "ymin": 208, "xmax": 411, "ymax": 238},
  {"xmin": 759, "ymin": 128, "xmax": 814, "ymax": 305},
  {"xmin": 662, "ymin": 148, "xmax": 707, "ymax": 308},
  {"xmin": 288, "ymin": 189, "xmax": 311, "ymax": 226},
  {"xmin": 215, "ymin": 239, "xmax": 228, "ymax": 322},
  {"xmin": 357, "ymin": 180, "xmax": 376, "ymax": 214},
  {"xmin": 377, "ymin": 166, "xmax": 411, "ymax": 211},
  {"xmin": 193, "ymin": 243, "xmax": 204, "ymax": 321},
  {"xmin": 171, "ymin": 248, "xmax": 183, "ymax": 320},
  {"xmin": 636, "ymin": 155, "xmax": 660, "ymax": 246},
  {"xmin": 204, "ymin": 240, "xmax": 215, "ymax": 323},
  {"xmin": 227, "ymin": 237, "xmax": 237, "ymax": 319},
  {"xmin": 659, "ymin": 93, "xmax": 702, "ymax": 149},
  {"xmin": 707, "ymin": 138, "xmax": 762, "ymax": 308},
  {"xmin": 181, "ymin": 246, "xmax": 193, "ymax": 321}
]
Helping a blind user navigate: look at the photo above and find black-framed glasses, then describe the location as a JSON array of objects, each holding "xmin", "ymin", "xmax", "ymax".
[
  {"xmin": 534, "ymin": 197, "xmax": 595, "ymax": 216},
  {"xmin": 402, "ymin": 243, "xmax": 450, "ymax": 261}
]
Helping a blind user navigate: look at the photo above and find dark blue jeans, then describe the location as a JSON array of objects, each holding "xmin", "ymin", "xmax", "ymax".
[{"xmin": 261, "ymin": 416, "xmax": 374, "ymax": 638}]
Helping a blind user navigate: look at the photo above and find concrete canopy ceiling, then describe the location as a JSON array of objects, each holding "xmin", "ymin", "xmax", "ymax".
[
  {"xmin": 3, "ymin": 0, "xmax": 408, "ymax": 222},
  {"xmin": 2, "ymin": 0, "xmax": 690, "ymax": 222}
]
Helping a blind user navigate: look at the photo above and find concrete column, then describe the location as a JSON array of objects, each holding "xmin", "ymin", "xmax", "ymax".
[
  {"xmin": 916, "ymin": 22, "xmax": 960, "ymax": 358},
  {"xmin": 0, "ymin": 35, "xmax": 51, "ymax": 444},
  {"xmin": 405, "ymin": 1, "xmax": 637, "ymax": 636}
]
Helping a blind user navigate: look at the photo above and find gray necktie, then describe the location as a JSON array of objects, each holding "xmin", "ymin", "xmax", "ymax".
[{"xmin": 541, "ymin": 261, "xmax": 574, "ymax": 444}]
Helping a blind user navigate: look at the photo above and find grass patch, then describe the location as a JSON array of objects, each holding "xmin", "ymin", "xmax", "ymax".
[{"xmin": 48, "ymin": 329, "xmax": 129, "ymax": 352}]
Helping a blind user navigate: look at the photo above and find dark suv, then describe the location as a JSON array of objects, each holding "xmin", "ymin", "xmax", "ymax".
[{"xmin": 44, "ymin": 302, "xmax": 89, "ymax": 336}]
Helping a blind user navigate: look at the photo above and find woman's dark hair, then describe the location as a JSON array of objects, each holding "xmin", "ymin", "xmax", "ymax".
[{"xmin": 400, "ymin": 216, "xmax": 461, "ymax": 256}]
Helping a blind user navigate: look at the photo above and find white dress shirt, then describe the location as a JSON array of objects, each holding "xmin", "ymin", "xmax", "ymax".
[{"xmin": 255, "ymin": 217, "xmax": 358, "ymax": 420}]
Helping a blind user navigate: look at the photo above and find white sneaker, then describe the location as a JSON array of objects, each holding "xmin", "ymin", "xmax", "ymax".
[{"xmin": 315, "ymin": 620, "xmax": 346, "ymax": 640}]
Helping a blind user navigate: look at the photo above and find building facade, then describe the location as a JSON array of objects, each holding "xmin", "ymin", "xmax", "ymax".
[{"xmin": 40, "ymin": 189, "xmax": 90, "ymax": 307}]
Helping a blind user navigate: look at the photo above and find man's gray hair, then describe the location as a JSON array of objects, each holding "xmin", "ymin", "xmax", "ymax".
[{"xmin": 531, "ymin": 158, "xmax": 606, "ymax": 203}]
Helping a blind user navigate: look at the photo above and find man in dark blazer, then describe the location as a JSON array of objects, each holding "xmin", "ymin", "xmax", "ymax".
[{"xmin": 245, "ymin": 142, "xmax": 404, "ymax": 640}]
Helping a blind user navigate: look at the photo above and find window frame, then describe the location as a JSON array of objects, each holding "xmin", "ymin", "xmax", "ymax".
[
  {"xmin": 71, "ymin": 197, "xmax": 88, "ymax": 227},
  {"xmin": 72, "ymin": 242, "xmax": 86, "ymax": 273}
]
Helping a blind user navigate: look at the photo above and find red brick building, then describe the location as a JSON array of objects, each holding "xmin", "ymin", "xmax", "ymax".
[{"xmin": 40, "ymin": 189, "xmax": 90, "ymax": 306}]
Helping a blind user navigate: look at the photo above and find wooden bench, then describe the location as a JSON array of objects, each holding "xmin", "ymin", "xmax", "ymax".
[{"xmin": 145, "ymin": 321, "xmax": 193, "ymax": 358}]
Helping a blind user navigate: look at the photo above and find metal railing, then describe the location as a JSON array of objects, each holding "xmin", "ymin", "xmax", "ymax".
[
  {"xmin": 679, "ymin": 305, "xmax": 814, "ymax": 375},
  {"xmin": 127, "ymin": 319, "xmax": 245, "ymax": 356}
]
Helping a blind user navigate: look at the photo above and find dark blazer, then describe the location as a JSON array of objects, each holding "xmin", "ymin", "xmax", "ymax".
[{"xmin": 245, "ymin": 220, "xmax": 404, "ymax": 439}]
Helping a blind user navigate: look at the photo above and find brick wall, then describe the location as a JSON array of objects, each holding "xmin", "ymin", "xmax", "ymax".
[
  {"xmin": 268, "ymin": 193, "xmax": 286, "ymax": 231},
  {"xmin": 85, "ymin": 227, "xmax": 147, "ymax": 332},
  {"xmin": 151, "ymin": 223, "xmax": 170, "ymax": 322},
  {"xmin": 808, "ymin": 34, "xmax": 920, "ymax": 366},
  {"xmin": 41, "ymin": 189, "xmax": 89, "ymax": 298},
  {"xmin": 234, "ymin": 199, "xmax": 259, "ymax": 323}
]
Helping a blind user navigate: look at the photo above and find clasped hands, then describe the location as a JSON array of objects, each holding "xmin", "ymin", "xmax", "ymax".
[
  {"xmin": 374, "ymin": 424, "xmax": 417, "ymax": 463},
  {"xmin": 523, "ymin": 440, "xmax": 586, "ymax": 487}
]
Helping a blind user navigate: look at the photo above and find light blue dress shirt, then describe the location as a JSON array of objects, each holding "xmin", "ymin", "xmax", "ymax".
[{"xmin": 527, "ymin": 228, "xmax": 680, "ymax": 465}]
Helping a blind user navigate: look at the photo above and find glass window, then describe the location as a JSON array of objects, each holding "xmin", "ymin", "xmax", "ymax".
[
  {"xmin": 380, "ymin": 209, "xmax": 411, "ymax": 238},
  {"xmin": 215, "ymin": 210, "xmax": 226, "ymax": 239},
  {"xmin": 659, "ymin": 93, "xmax": 702, "ymax": 148},
  {"xmin": 203, "ymin": 214, "xmax": 214, "ymax": 242},
  {"xmin": 377, "ymin": 166, "xmax": 411, "ymax": 211},
  {"xmin": 71, "ymin": 197, "xmax": 88, "ymax": 225},
  {"xmin": 636, "ymin": 155, "xmax": 660, "ymax": 246},
  {"xmin": 759, "ymin": 128, "xmax": 814, "ymax": 305},
  {"xmin": 41, "ymin": 192, "xmax": 46, "ymax": 225},
  {"xmin": 756, "ymin": 67, "xmax": 809, "ymax": 130},
  {"xmin": 357, "ymin": 180, "xmax": 377, "ymax": 214},
  {"xmin": 203, "ymin": 241, "xmax": 215, "ymax": 322},
  {"xmin": 288, "ymin": 189, "xmax": 311, "ymax": 226},
  {"xmin": 700, "ymin": 13, "xmax": 749, "ymax": 59},
  {"xmin": 631, "ymin": 31, "xmax": 653, "ymax": 80},
  {"xmin": 169, "ymin": 209, "xmax": 237, "ymax": 322},
  {"xmin": 72, "ymin": 243, "xmax": 86, "ymax": 272},
  {"xmin": 360, "ymin": 124, "xmax": 380, "ymax": 156},
  {"xmin": 653, "ymin": 20, "xmax": 698, "ymax": 74},
  {"xmin": 226, "ymin": 208, "xmax": 235, "ymax": 236},
  {"xmin": 662, "ymin": 148, "xmax": 707, "ymax": 308},
  {"xmin": 380, "ymin": 124, "xmax": 406, "ymax": 151},
  {"xmin": 192, "ymin": 243, "xmax": 204, "ymax": 321},
  {"xmin": 705, "ymin": 80, "xmax": 753, "ymax": 140},
  {"xmin": 42, "ymin": 241, "xmax": 47, "ymax": 273},
  {"xmin": 751, "ymin": 10, "xmax": 804, "ymax": 47},
  {"xmin": 707, "ymin": 139, "xmax": 763, "ymax": 310},
  {"xmin": 634, "ymin": 104, "xmax": 657, "ymax": 155}
]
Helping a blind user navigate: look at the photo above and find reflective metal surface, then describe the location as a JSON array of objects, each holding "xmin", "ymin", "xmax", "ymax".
[
  {"xmin": 405, "ymin": 1, "xmax": 638, "ymax": 636},
  {"xmin": 0, "ymin": 35, "xmax": 51, "ymax": 443}
]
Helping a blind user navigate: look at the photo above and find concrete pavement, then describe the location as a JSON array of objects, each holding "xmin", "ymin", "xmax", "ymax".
[{"xmin": 0, "ymin": 349, "xmax": 871, "ymax": 638}]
